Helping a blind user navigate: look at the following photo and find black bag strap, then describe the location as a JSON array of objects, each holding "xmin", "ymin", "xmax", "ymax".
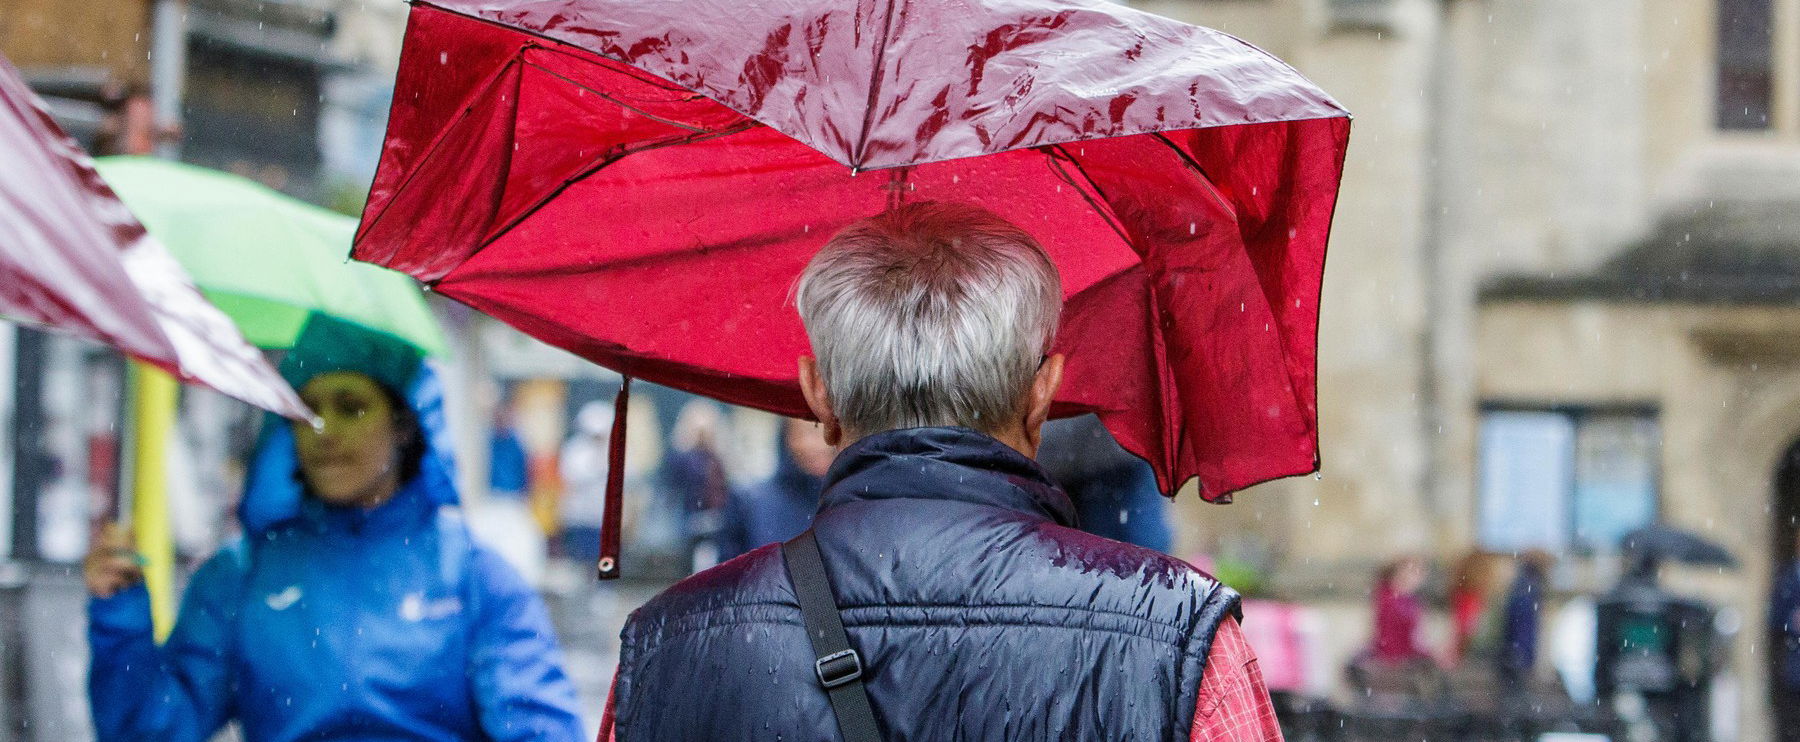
[{"xmin": 781, "ymin": 529, "xmax": 883, "ymax": 742}]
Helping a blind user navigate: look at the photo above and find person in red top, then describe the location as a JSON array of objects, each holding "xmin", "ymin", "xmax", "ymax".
[{"xmin": 1370, "ymin": 556, "xmax": 1434, "ymax": 666}]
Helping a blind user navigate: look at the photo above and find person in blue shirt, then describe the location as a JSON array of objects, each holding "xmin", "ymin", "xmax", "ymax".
[
  {"xmin": 713, "ymin": 417, "xmax": 832, "ymax": 562},
  {"xmin": 1036, "ymin": 414, "xmax": 1174, "ymax": 552},
  {"xmin": 82, "ymin": 315, "xmax": 584, "ymax": 742},
  {"xmin": 1498, "ymin": 550, "xmax": 1551, "ymax": 689}
]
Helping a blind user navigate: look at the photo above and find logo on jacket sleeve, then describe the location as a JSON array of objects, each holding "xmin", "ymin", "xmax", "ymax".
[
  {"xmin": 399, "ymin": 591, "xmax": 464, "ymax": 621},
  {"xmin": 264, "ymin": 585, "xmax": 303, "ymax": 611}
]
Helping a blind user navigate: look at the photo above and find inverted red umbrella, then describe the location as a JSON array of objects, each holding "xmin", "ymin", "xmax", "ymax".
[
  {"xmin": 0, "ymin": 53, "xmax": 309, "ymax": 420},
  {"xmin": 357, "ymin": 0, "xmax": 1350, "ymax": 573}
]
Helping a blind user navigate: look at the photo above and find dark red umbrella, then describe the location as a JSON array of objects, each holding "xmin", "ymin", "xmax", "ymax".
[
  {"xmin": 0, "ymin": 53, "xmax": 309, "ymax": 419},
  {"xmin": 356, "ymin": 0, "xmax": 1349, "ymax": 557}
]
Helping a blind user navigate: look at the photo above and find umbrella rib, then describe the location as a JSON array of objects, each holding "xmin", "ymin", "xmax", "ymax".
[
  {"xmin": 449, "ymin": 222, "xmax": 816, "ymax": 284},
  {"xmin": 850, "ymin": 0, "xmax": 902, "ymax": 171},
  {"xmin": 521, "ymin": 59, "xmax": 710, "ymax": 134},
  {"xmin": 473, "ymin": 121, "xmax": 759, "ymax": 255},
  {"xmin": 1040, "ymin": 146, "xmax": 1135, "ymax": 254},
  {"xmin": 355, "ymin": 52, "xmax": 524, "ymax": 248},
  {"xmin": 1149, "ymin": 133, "xmax": 1238, "ymax": 219}
]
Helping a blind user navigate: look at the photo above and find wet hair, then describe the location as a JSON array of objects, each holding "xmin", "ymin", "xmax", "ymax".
[
  {"xmin": 794, "ymin": 202, "xmax": 1062, "ymax": 436},
  {"xmin": 374, "ymin": 381, "xmax": 427, "ymax": 486}
]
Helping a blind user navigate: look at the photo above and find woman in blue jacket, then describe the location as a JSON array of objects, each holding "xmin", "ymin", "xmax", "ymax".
[{"xmin": 83, "ymin": 316, "xmax": 585, "ymax": 742}]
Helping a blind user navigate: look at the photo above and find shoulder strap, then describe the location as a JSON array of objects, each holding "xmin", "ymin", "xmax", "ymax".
[{"xmin": 781, "ymin": 530, "xmax": 883, "ymax": 742}]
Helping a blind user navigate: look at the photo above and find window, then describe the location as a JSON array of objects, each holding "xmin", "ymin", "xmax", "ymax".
[
  {"xmin": 1328, "ymin": 0, "xmax": 1395, "ymax": 33},
  {"xmin": 1477, "ymin": 407, "xmax": 1660, "ymax": 553},
  {"xmin": 1718, "ymin": 0, "xmax": 1774, "ymax": 130}
]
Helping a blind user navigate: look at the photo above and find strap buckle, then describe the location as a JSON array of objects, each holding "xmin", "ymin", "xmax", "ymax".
[{"xmin": 814, "ymin": 648, "xmax": 864, "ymax": 689}]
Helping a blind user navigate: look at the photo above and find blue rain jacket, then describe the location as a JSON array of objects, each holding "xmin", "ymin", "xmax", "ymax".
[{"xmin": 87, "ymin": 354, "xmax": 584, "ymax": 742}]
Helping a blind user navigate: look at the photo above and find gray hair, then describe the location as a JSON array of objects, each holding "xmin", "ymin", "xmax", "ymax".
[{"xmin": 794, "ymin": 202, "xmax": 1062, "ymax": 436}]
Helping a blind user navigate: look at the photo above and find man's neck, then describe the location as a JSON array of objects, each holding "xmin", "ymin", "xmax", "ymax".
[{"xmin": 841, "ymin": 424, "xmax": 1038, "ymax": 460}]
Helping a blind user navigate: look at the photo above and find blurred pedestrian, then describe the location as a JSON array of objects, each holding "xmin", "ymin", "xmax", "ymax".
[
  {"xmin": 1037, "ymin": 414, "xmax": 1173, "ymax": 552},
  {"xmin": 557, "ymin": 400, "xmax": 613, "ymax": 561},
  {"xmin": 84, "ymin": 316, "xmax": 583, "ymax": 742},
  {"xmin": 663, "ymin": 400, "xmax": 733, "ymax": 568},
  {"xmin": 1369, "ymin": 555, "xmax": 1433, "ymax": 666},
  {"xmin": 598, "ymin": 202, "xmax": 1279, "ymax": 741},
  {"xmin": 1448, "ymin": 550, "xmax": 1505, "ymax": 663},
  {"xmin": 1498, "ymin": 549, "xmax": 1552, "ymax": 688},
  {"xmin": 714, "ymin": 417, "xmax": 831, "ymax": 562},
  {"xmin": 468, "ymin": 402, "xmax": 549, "ymax": 586},
  {"xmin": 1770, "ymin": 531, "xmax": 1800, "ymax": 741}
]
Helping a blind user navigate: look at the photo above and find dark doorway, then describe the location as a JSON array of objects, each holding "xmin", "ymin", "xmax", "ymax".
[
  {"xmin": 1776, "ymin": 439, "xmax": 1800, "ymax": 577},
  {"xmin": 1771, "ymin": 436, "xmax": 1800, "ymax": 726}
]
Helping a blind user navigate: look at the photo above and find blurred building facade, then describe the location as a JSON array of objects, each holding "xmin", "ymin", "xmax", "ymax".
[{"xmin": 1134, "ymin": 0, "xmax": 1800, "ymax": 737}]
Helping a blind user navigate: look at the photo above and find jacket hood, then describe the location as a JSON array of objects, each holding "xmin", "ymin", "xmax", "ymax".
[{"xmin": 240, "ymin": 317, "xmax": 457, "ymax": 535}]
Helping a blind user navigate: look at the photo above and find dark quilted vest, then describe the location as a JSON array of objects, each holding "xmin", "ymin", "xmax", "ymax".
[{"xmin": 613, "ymin": 427, "xmax": 1239, "ymax": 741}]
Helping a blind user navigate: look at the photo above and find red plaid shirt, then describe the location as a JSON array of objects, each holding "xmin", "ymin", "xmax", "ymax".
[{"xmin": 596, "ymin": 615, "xmax": 1281, "ymax": 741}]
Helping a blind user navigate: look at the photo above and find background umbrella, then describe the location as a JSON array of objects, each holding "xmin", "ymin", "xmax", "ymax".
[
  {"xmin": 94, "ymin": 156, "xmax": 447, "ymax": 355},
  {"xmin": 1621, "ymin": 525, "xmax": 1738, "ymax": 568},
  {"xmin": 355, "ymin": 0, "xmax": 1349, "ymax": 575},
  {"xmin": 0, "ymin": 56, "xmax": 308, "ymax": 419},
  {"xmin": 0, "ymin": 53, "xmax": 314, "ymax": 639}
]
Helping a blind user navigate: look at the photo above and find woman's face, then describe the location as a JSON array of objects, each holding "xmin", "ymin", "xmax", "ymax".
[{"xmin": 293, "ymin": 372, "xmax": 403, "ymax": 507}]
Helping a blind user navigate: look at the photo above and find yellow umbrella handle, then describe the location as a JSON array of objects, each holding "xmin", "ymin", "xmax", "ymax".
[{"xmin": 129, "ymin": 361, "xmax": 179, "ymax": 642}]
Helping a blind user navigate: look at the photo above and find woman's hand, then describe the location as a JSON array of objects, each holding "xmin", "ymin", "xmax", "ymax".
[{"xmin": 84, "ymin": 523, "xmax": 145, "ymax": 598}]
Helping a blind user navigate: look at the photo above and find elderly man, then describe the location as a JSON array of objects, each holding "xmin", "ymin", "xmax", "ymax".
[{"xmin": 597, "ymin": 202, "xmax": 1280, "ymax": 741}]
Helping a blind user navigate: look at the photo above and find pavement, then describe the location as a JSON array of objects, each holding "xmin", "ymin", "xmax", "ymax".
[{"xmin": 540, "ymin": 565, "xmax": 676, "ymax": 737}]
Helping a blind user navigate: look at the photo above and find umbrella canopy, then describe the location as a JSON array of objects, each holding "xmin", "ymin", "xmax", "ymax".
[
  {"xmin": 355, "ymin": 0, "xmax": 1350, "ymax": 500},
  {"xmin": 95, "ymin": 157, "xmax": 447, "ymax": 355},
  {"xmin": 1621, "ymin": 525, "xmax": 1738, "ymax": 568},
  {"xmin": 0, "ymin": 54, "xmax": 308, "ymax": 420}
]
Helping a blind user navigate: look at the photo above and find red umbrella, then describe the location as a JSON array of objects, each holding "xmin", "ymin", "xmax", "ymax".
[
  {"xmin": 0, "ymin": 54, "xmax": 309, "ymax": 420},
  {"xmin": 357, "ymin": 0, "xmax": 1348, "ymax": 525}
]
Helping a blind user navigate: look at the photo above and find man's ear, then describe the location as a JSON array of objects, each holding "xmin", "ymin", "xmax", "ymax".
[
  {"xmin": 797, "ymin": 356, "xmax": 843, "ymax": 447},
  {"xmin": 1021, "ymin": 353, "xmax": 1065, "ymax": 454}
]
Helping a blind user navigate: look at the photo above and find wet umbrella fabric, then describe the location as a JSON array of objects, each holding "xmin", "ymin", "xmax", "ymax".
[
  {"xmin": 355, "ymin": 0, "xmax": 1351, "ymax": 502},
  {"xmin": 1621, "ymin": 525, "xmax": 1738, "ymax": 568},
  {"xmin": 93, "ymin": 157, "xmax": 447, "ymax": 355},
  {"xmin": 0, "ymin": 54, "xmax": 308, "ymax": 419}
]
